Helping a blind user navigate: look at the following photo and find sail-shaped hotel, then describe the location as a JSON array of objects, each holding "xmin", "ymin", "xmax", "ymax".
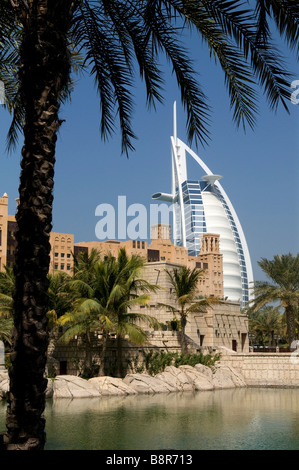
[{"xmin": 152, "ymin": 103, "xmax": 253, "ymax": 306}]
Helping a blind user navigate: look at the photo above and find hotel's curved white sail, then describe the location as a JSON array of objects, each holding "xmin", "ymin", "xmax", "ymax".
[{"xmin": 153, "ymin": 102, "xmax": 253, "ymax": 306}]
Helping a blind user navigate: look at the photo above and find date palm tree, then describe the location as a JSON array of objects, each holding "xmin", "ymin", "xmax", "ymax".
[
  {"xmin": 106, "ymin": 248, "xmax": 160, "ymax": 377},
  {"xmin": 0, "ymin": 0, "xmax": 298, "ymax": 451},
  {"xmin": 161, "ymin": 266, "xmax": 218, "ymax": 354},
  {"xmin": 0, "ymin": 266, "xmax": 14, "ymax": 346},
  {"xmin": 59, "ymin": 248, "xmax": 159, "ymax": 377},
  {"xmin": 249, "ymin": 254, "xmax": 299, "ymax": 349},
  {"xmin": 248, "ymin": 305, "xmax": 282, "ymax": 347}
]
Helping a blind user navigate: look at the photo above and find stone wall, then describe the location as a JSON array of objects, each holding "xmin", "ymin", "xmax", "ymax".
[
  {"xmin": 135, "ymin": 262, "xmax": 249, "ymax": 353},
  {"xmin": 51, "ymin": 332, "xmax": 184, "ymax": 377},
  {"xmin": 219, "ymin": 351, "xmax": 299, "ymax": 387}
]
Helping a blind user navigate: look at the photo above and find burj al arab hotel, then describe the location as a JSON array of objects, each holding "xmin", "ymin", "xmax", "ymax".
[{"xmin": 152, "ymin": 103, "xmax": 253, "ymax": 306}]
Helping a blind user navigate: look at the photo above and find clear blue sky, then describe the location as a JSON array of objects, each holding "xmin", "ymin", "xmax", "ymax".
[{"xmin": 0, "ymin": 26, "xmax": 298, "ymax": 284}]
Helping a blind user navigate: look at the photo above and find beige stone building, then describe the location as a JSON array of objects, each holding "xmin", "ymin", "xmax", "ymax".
[
  {"xmin": 134, "ymin": 261, "xmax": 248, "ymax": 353},
  {"xmin": 0, "ymin": 193, "xmax": 18, "ymax": 272},
  {"xmin": 0, "ymin": 195, "xmax": 223, "ymax": 299},
  {"xmin": 74, "ymin": 225, "xmax": 224, "ymax": 299},
  {"xmin": 49, "ymin": 232, "xmax": 75, "ymax": 275},
  {"xmin": 0, "ymin": 192, "xmax": 249, "ymax": 374}
]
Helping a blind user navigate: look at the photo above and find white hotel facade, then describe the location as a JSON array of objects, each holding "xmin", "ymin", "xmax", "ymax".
[{"xmin": 153, "ymin": 103, "xmax": 254, "ymax": 306}]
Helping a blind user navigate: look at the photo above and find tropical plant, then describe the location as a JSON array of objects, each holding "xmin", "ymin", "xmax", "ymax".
[
  {"xmin": 248, "ymin": 305, "xmax": 282, "ymax": 347},
  {"xmin": 161, "ymin": 266, "xmax": 218, "ymax": 354},
  {"xmin": 72, "ymin": 248, "xmax": 101, "ymax": 282},
  {"xmin": 104, "ymin": 249, "xmax": 160, "ymax": 377},
  {"xmin": 249, "ymin": 254, "xmax": 299, "ymax": 348},
  {"xmin": 45, "ymin": 271, "xmax": 73, "ymax": 375},
  {"xmin": 59, "ymin": 248, "xmax": 160, "ymax": 377},
  {"xmin": 1, "ymin": 0, "xmax": 298, "ymax": 450},
  {"xmin": 141, "ymin": 349, "xmax": 221, "ymax": 376},
  {"xmin": 0, "ymin": 266, "xmax": 14, "ymax": 346}
]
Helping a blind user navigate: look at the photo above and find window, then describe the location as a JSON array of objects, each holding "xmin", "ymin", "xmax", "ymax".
[
  {"xmin": 133, "ymin": 241, "xmax": 136, "ymax": 248},
  {"xmin": 61, "ymin": 253, "xmax": 65, "ymax": 258},
  {"xmin": 55, "ymin": 253, "xmax": 58, "ymax": 258},
  {"xmin": 67, "ymin": 264, "xmax": 71, "ymax": 271},
  {"xmin": 60, "ymin": 264, "xmax": 64, "ymax": 270},
  {"xmin": 54, "ymin": 264, "xmax": 58, "ymax": 270},
  {"xmin": 67, "ymin": 253, "xmax": 71, "ymax": 258}
]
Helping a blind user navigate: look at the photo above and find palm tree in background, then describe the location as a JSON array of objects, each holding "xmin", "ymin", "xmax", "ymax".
[
  {"xmin": 0, "ymin": 266, "xmax": 14, "ymax": 346},
  {"xmin": 72, "ymin": 248, "xmax": 101, "ymax": 282},
  {"xmin": 0, "ymin": 0, "xmax": 298, "ymax": 450},
  {"xmin": 46, "ymin": 271, "xmax": 73, "ymax": 374},
  {"xmin": 162, "ymin": 266, "xmax": 217, "ymax": 354},
  {"xmin": 249, "ymin": 254, "xmax": 299, "ymax": 348},
  {"xmin": 59, "ymin": 248, "xmax": 159, "ymax": 377},
  {"xmin": 248, "ymin": 305, "xmax": 282, "ymax": 347},
  {"xmin": 104, "ymin": 249, "xmax": 160, "ymax": 378}
]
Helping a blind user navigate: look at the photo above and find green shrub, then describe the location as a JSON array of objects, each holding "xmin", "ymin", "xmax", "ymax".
[{"xmin": 142, "ymin": 350, "xmax": 221, "ymax": 376}]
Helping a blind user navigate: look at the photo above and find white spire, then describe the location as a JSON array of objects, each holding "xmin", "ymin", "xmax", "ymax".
[{"xmin": 173, "ymin": 101, "xmax": 177, "ymax": 145}]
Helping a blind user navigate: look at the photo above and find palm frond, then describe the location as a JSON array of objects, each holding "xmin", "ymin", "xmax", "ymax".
[{"xmin": 200, "ymin": 0, "xmax": 292, "ymax": 113}]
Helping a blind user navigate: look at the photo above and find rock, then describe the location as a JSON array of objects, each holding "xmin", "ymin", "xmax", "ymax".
[
  {"xmin": 0, "ymin": 379, "xmax": 9, "ymax": 399},
  {"xmin": 123, "ymin": 373, "xmax": 175, "ymax": 394},
  {"xmin": 89, "ymin": 376, "xmax": 137, "ymax": 396},
  {"xmin": 0, "ymin": 370, "xmax": 9, "ymax": 400},
  {"xmin": 194, "ymin": 363, "xmax": 214, "ymax": 381},
  {"xmin": 0, "ymin": 370, "xmax": 8, "ymax": 383},
  {"xmin": 159, "ymin": 366, "xmax": 194, "ymax": 391},
  {"xmin": 179, "ymin": 365, "xmax": 214, "ymax": 391},
  {"xmin": 46, "ymin": 378, "xmax": 54, "ymax": 398},
  {"xmin": 214, "ymin": 364, "xmax": 246, "ymax": 388},
  {"xmin": 155, "ymin": 371, "xmax": 182, "ymax": 392},
  {"xmin": 53, "ymin": 375, "xmax": 101, "ymax": 398},
  {"xmin": 212, "ymin": 365, "xmax": 239, "ymax": 389}
]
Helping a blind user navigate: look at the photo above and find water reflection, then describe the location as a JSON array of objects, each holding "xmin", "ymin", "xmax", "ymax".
[{"xmin": 1, "ymin": 388, "xmax": 299, "ymax": 450}]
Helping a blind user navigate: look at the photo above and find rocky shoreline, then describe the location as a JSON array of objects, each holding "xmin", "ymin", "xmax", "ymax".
[{"xmin": 0, "ymin": 363, "xmax": 247, "ymax": 400}]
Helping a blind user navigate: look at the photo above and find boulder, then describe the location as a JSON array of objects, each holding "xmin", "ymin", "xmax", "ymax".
[
  {"xmin": 53, "ymin": 375, "xmax": 101, "ymax": 398},
  {"xmin": 194, "ymin": 363, "xmax": 214, "ymax": 381},
  {"xmin": 89, "ymin": 376, "xmax": 137, "ymax": 396},
  {"xmin": 213, "ymin": 364, "xmax": 246, "ymax": 388},
  {"xmin": 123, "ymin": 373, "xmax": 175, "ymax": 394},
  {"xmin": 178, "ymin": 365, "xmax": 214, "ymax": 391},
  {"xmin": 46, "ymin": 378, "xmax": 54, "ymax": 398},
  {"xmin": 0, "ymin": 370, "xmax": 9, "ymax": 399},
  {"xmin": 155, "ymin": 371, "xmax": 182, "ymax": 392},
  {"xmin": 212, "ymin": 365, "xmax": 240, "ymax": 389},
  {"xmin": 158, "ymin": 366, "xmax": 193, "ymax": 391}
]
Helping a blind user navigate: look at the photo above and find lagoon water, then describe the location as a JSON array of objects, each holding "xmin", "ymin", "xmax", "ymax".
[{"xmin": 1, "ymin": 388, "xmax": 299, "ymax": 450}]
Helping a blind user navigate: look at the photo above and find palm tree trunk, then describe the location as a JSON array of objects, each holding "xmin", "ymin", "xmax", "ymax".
[
  {"xmin": 85, "ymin": 331, "xmax": 93, "ymax": 376},
  {"xmin": 2, "ymin": 1, "xmax": 74, "ymax": 450},
  {"xmin": 285, "ymin": 305, "xmax": 296, "ymax": 349},
  {"xmin": 99, "ymin": 332, "xmax": 108, "ymax": 376},
  {"xmin": 117, "ymin": 335, "xmax": 123, "ymax": 378},
  {"xmin": 180, "ymin": 311, "xmax": 187, "ymax": 355}
]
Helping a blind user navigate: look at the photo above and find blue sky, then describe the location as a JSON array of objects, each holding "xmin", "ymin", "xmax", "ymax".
[{"xmin": 0, "ymin": 25, "xmax": 298, "ymax": 284}]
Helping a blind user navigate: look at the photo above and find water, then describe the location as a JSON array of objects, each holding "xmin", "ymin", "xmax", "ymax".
[{"xmin": 0, "ymin": 388, "xmax": 299, "ymax": 450}]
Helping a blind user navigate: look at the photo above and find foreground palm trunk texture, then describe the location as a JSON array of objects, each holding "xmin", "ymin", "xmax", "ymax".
[{"xmin": 1, "ymin": 1, "xmax": 73, "ymax": 450}]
